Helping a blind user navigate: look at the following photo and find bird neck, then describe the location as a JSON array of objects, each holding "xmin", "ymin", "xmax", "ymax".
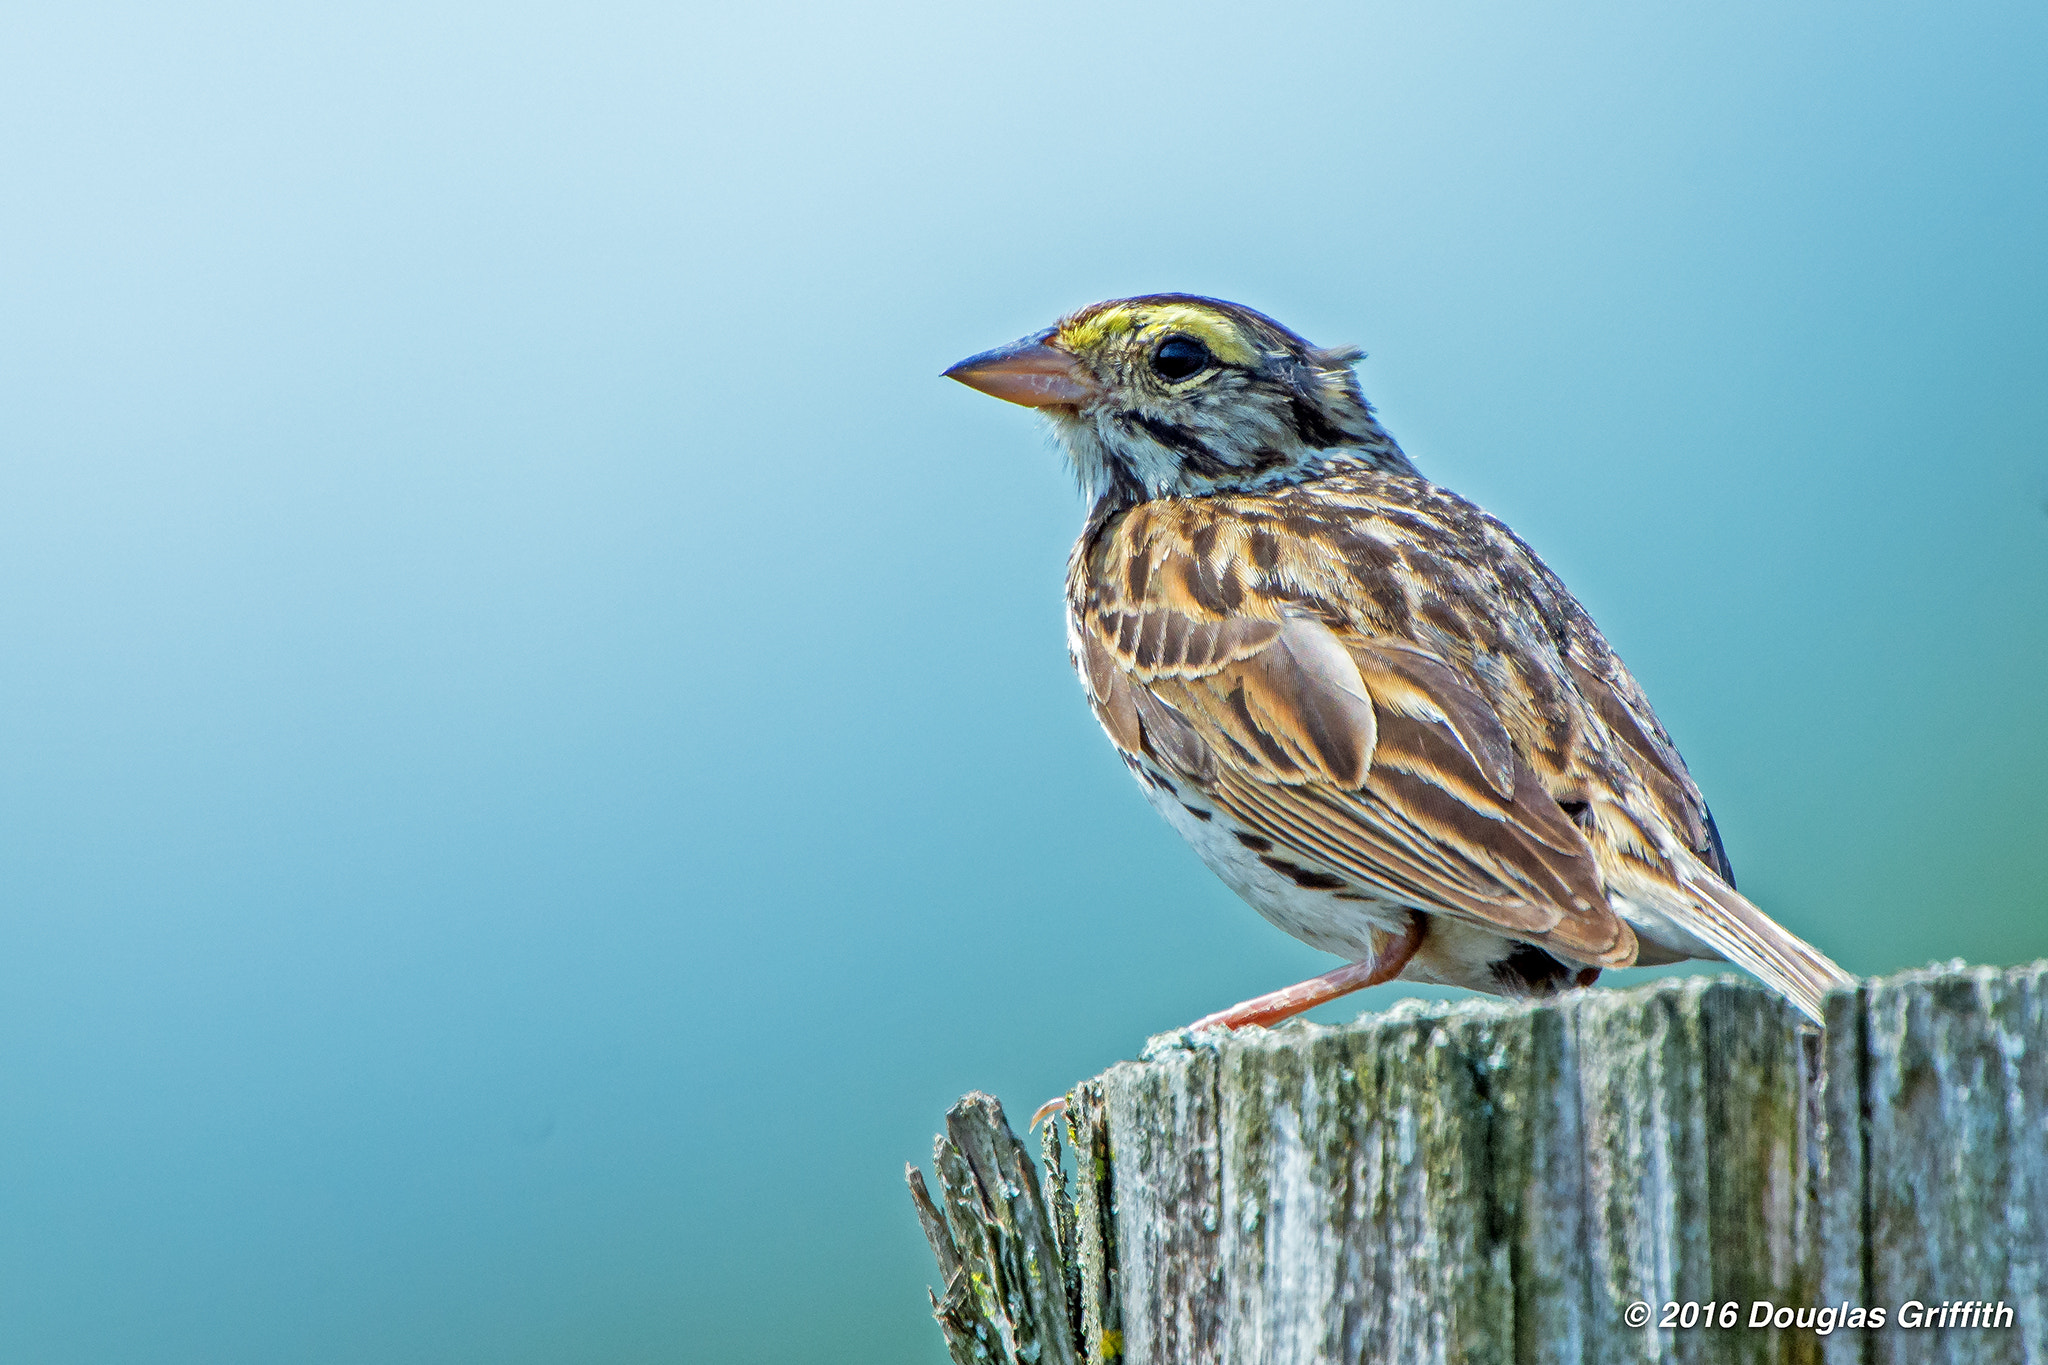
[{"xmin": 1062, "ymin": 416, "xmax": 1419, "ymax": 520}]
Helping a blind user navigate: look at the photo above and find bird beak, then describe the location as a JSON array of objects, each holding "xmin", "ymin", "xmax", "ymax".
[{"xmin": 943, "ymin": 330, "xmax": 1100, "ymax": 409}]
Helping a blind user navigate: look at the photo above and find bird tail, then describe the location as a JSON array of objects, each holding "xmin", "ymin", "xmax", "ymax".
[{"xmin": 1677, "ymin": 873, "xmax": 1857, "ymax": 1023}]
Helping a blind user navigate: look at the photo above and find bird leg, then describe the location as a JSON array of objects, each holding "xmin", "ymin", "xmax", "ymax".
[
  {"xmin": 1030, "ymin": 915, "xmax": 1429, "ymax": 1128},
  {"xmin": 1184, "ymin": 912, "xmax": 1428, "ymax": 1032}
]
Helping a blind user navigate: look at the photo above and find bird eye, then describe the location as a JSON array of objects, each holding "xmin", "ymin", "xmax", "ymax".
[{"xmin": 1151, "ymin": 335, "xmax": 1212, "ymax": 382}]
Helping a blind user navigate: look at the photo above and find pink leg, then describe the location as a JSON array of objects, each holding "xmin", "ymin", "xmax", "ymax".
[
  {"xmin": 1185, "ymin": 913, "xmax": 1428, "ymax": 1032},
  {"xmin": 1030, "ymin": 915, "xmax": 1429, "ymax": 1130}
]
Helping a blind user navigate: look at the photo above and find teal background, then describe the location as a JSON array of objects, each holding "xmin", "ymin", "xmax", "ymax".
[{"xmin": 2, "ymin": 3, "xmax": 2043, "ymax": 1361}]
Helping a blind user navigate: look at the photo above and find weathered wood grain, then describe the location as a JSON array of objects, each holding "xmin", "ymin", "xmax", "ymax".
[
  {"xmin": 909, "ymin": 1092, "xmax": 1082, "ymax": 1365},
  {"xmin": 911, "ymin": 962, "xmax": 2047, "ymax": 1364},
  {"xmin": 1854, "ymin": 963, "xmax": 2047, "ymax": 1365}
]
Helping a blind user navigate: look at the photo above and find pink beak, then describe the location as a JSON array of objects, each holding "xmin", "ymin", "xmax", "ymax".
[{"xmin": 943, "ymin": 330, "xmax": 1101, "ymax": 409}]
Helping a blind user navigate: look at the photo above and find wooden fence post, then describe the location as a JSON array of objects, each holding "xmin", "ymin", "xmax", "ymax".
[{"xmin": 910, "ymin": 961, "xmax": 2045, "ymax": 1364}]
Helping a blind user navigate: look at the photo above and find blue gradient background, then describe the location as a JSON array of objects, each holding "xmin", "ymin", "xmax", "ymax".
[{"xmin": 2, "ymin": 4, "xmax": 2043, "ymax": 1361}]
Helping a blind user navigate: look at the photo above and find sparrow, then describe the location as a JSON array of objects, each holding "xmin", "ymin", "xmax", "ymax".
[{"xmin": 945, "ymin": 294, "xmax": 1854, "ymax": 1034}]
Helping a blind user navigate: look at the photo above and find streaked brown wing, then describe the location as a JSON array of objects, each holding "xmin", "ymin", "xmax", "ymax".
[
  {"xmin": 1082, "ymin": 605, "xmax": 1636, "ymax": 968},
  {"xmin": 1565, "ymin": 659, "xmax": 1735, "ymax": 883}
]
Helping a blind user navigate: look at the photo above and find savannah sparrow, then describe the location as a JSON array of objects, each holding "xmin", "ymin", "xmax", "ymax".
[{"xmin": 946, "ymin": 295, "xmax": 1853, "ymax": 1031}]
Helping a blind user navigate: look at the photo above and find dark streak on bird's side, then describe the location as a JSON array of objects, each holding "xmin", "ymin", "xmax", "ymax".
[{"xmin": 1260, "ymin": 856, "xmax": 1350, "ymax": 890}]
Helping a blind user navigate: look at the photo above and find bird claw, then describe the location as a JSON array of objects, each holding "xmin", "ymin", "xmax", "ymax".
[{"xmin": 1028, "ymin": 1095, "xmax": 1068, "ymax": 1130}]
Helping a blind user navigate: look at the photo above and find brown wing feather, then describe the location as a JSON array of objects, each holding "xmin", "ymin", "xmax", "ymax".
[
  {"xmin": 1565, "ymin": 659, "xmax": 1735, "ymax": 882},
  {"xmin": 1087, "ymin": 605, "xmax": 1636, "ymax": 969},
  {"xmin": 1348, "ymin": 641, "xmax": 1516, "ymax": 801}
]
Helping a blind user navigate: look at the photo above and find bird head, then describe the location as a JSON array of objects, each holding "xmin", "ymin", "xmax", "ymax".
[{"xmin": 945, "ymin": 294, "xmax": 1414, "ymax": 510}]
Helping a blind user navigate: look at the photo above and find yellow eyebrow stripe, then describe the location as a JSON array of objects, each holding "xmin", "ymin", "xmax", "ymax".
[{"xmin": 1060, "ymin": 303, "xmax": 1262, "ymax": 367}]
